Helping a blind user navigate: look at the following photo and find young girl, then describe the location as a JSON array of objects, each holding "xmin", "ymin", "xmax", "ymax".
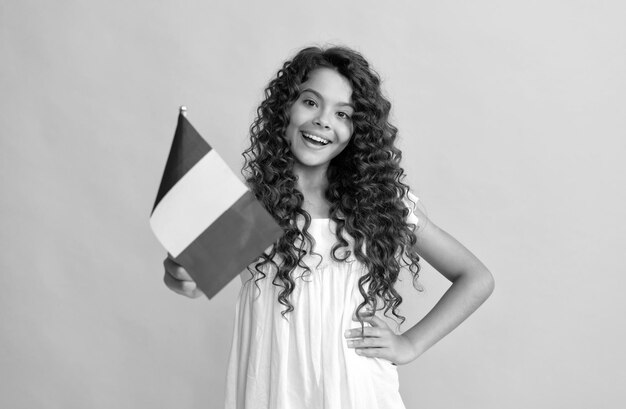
[{"xmin": 163, "ymin": 46, "xmax": 494, "ymax": 409}]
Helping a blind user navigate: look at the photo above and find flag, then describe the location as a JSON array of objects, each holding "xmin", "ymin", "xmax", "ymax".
[{"xmin": 150, "ymin": 108, "xmax": 284, "ymax": 299}]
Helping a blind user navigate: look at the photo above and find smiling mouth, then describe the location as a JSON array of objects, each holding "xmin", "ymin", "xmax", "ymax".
[{"xmin": 301, "ymin": 132, "xmax": 331, "ymax": 146}]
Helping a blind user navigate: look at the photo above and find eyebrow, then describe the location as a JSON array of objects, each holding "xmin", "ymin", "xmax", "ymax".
[{"xmin": 301, "ymin": 88, "xmax": 355, "ymax": 110}]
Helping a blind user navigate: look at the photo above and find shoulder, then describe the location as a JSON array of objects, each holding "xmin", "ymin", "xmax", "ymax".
[
  {"xmin": 402, "ymin": 190, "xmax": 419, "ymax": 210},
  {"xmin": 402, "ymin": 190, "xmax": 426, "ymax": 232}
]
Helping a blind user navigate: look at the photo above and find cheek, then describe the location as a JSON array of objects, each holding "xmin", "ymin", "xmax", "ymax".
[
  {"xmin": 341, "ymin": 123, "xmax": 354, "ymax": 144},
  {"xmin": 287, "ymin": 104, "xmax": 307, "ymax": 127}
]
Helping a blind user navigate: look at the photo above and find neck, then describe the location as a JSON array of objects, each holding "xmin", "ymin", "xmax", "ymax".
[
  {"xmin": 293, "ymin": 163, "xmax": 330, "ymax": 218},
  {"xmin": 293, "ymin": 163, "xmax": 329, "ymax": 194}
]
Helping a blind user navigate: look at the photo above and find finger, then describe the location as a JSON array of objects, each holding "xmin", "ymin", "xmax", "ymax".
[
  {"xmin": 163, "ymin": 270, "xmax": 202, "ymax": 298},
  {"xmin": 355, "ymin": 347, "xmax": 396, "ymax": 365},
  {"xmin": 352, "ymin": 307, "xmax": 374, "ymax": 321},
  {"xmin": 356, "ymin": 314, "xmax": 389, "ymax": 329},
  {"xmin": 344, "ymin": 327, "xmax": 382, "ymax": 339},
  {"xmin": 189, "ymin": 288, "xmax": 204, "ymax": 298},
  {"xmin": 163, "ymin": 269, "xmax": 194, "ymax": 292},
  {"xmin": 188, "ymin": 288, "xmax": 204, "ymax": 298},
  {"xmin": 354, "ymin": 347, "xmax": 388, "ymax": 359},
  {"xmin": 163, "ymin": 257, "xmax": 194, "ymax": 281},
  {"xmin": 346, "ymin": 335, "xmax": 390, "ymax": 349}
]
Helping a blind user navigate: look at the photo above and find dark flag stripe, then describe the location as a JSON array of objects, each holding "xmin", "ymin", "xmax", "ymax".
[
  {"xmin": 152, "ymin": 113, "xmax": 211, "ymax": 213},
  {"xmin": 150, "ymin": 109, "xmax": 284, "ymax": 298},
  {"xmin": 173, "ymin": 190, "xmax": 284, "ymax": 299}
]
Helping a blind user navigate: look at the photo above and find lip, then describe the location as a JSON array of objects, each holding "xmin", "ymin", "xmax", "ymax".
[
  {"xmin": 300, "ymin": 132, "xmax": 331, "ymax": 149},
  {"xmin": 300, "ymin": 130, "xmax": 332, "ymax": 144}
]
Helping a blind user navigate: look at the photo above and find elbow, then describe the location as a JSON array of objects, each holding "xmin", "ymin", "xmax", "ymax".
[
  {"xmin": 486, "ymin": 271, "xmax": 495, "ymax": 296},
  {"xmin": 478, "ymin": 268, "xmax": 495, "ymax": 300},
  {"xmin": 452, "ymin": 265, "xmax": 495, "ymax": 302},
  {"xmin": 459, "ymin": 264, "xmax": 494, "ymax": 301}
]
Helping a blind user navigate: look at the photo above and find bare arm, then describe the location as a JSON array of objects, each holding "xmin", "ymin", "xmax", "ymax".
[
  {"xmin": 403, "ymin": 207, "xmax": 495, "ymax": 357},
  {"xmin": 346, "ymin": 207, "xmax": 495, "ymax": 364}
]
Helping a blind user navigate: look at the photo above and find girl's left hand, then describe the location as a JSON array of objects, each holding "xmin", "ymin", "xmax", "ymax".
[{"xmin": 344, "ymin": 315, "xmax": 419, "ymax": 365}]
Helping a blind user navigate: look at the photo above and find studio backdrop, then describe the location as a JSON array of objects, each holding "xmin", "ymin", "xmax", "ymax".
[{"xmin": 1, "ymin": 1, "xmax": 625, "ymax": 408}]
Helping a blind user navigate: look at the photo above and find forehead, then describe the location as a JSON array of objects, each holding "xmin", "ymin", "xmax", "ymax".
[{"xmin": 300, "ymin": 67, "xmax": 353, "ymax": 104}]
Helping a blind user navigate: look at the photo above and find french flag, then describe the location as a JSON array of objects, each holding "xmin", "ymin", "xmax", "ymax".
[{"xmin": 150, "ymin": 107, "xmax": 284, "ymax": 298}]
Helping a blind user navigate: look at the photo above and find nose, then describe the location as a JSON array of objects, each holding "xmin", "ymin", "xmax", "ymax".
[{"xmin": 313, "ymin": 110, "xmax": 331, "ymax": 129}]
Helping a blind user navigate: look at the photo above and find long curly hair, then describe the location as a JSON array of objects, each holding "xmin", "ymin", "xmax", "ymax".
[{"xmin": 242, "ymin": 45, "xmax": 421, "ymax": 325}]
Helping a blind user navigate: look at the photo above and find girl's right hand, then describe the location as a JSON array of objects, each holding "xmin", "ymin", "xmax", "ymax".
[{"xmin": 163, "ymin": 256, "xmax": 204, "ymax": 298}]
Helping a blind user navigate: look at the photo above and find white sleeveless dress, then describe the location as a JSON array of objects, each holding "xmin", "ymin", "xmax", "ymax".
[{"xmin": 224, "ymin": 194, "xmax": 419, "ymax": 409}]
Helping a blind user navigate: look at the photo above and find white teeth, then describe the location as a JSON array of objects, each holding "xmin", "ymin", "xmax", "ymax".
[{"xmin": 302, "ymin": 132, "xmax": 330, "ymax": 145}]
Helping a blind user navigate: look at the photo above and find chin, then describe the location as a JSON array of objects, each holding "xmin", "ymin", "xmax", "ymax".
[{"xmin": 292, "ymin": 153, "xmax": 329, "ymax": 169}]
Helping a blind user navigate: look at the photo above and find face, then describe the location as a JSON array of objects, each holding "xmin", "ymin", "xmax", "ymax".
[{"xmin": 285, "ymin": 67, "xmax": 355, "ymax": 173}]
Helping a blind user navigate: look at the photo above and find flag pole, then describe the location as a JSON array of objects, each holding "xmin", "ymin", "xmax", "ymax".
[{"xmin": 152, "ymin": 103, "xmax": 284, "ymax": 298}]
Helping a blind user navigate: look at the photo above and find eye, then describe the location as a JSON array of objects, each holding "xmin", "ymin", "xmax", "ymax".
[
  {"xmin": 337, "ymin": 111, "xmax": 351, "ymax": 120},
  {"xmin": 303, "ymin": 98, "xmax": 317, "ymax": 107}
]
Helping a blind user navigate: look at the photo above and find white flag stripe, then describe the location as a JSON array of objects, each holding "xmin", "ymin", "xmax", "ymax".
[{"xmin": 150, "ymin": 149, "xmax": 248, "ymax": 257}]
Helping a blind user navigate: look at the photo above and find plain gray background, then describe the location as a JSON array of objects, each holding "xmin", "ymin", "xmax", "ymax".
[{"xmin": 1, "ymin": 1, "xmax": 625, "ymax": 408}]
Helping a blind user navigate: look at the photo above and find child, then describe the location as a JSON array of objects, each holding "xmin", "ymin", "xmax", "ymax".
[{"xmin": 163, "ymin": 46, "xmax": 495, "ymax": 409}]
